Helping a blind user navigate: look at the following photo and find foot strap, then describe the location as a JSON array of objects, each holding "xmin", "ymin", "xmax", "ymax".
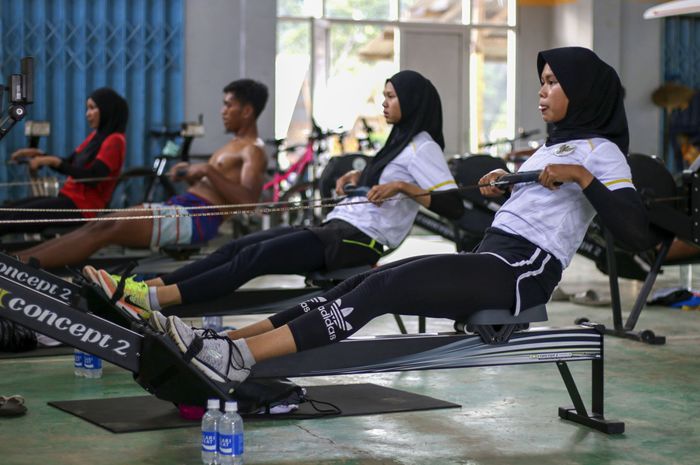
[
  {"xmin": 183, "ymin": 336, "xmax": 203, "ymax": 363},
  {"xmin": 109, "ymin": 262, "xmax": 137, "ymax": 305}
]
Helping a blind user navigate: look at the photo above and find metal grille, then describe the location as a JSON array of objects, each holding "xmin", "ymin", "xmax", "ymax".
[{"xmin": 0, "ymin": 0, "xmax": 184, "ymax": 200}]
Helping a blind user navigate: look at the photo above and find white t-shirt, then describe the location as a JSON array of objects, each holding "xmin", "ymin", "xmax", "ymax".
[
  {"xmin": 326, "ymin": 131, "xmax": 457, "ymax": 248},
  {"xmin": 491, "ymin": 138, "xmax": 634, "ymax": 268}
]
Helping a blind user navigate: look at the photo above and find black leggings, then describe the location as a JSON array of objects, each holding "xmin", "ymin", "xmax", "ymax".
[
  {"xmin": 269, "ymin": 250, "xmax": 560, "ymax": 351},
  {"xmin": 0, "ymin": 195, "xmax": 84, "ymax": 235},
  {"xmin": 162, "ymin": 227, "xmax": 327, "ymax": 304}
]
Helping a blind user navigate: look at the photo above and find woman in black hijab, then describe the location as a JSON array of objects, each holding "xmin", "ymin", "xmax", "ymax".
[
  {"xmin": 2, "ymin": 87, "xmax": 128, "ymax": 234},
  {"xmin": 537, "ymin": 47, "xmax": 629, "ymax": 155},
  {"xmin": 356, "ymin": 69, "xmax": 444, "ymax": 187},
  {"xmin": 149, "ymin": 48, "xmax": 651, "ymax": 389}
]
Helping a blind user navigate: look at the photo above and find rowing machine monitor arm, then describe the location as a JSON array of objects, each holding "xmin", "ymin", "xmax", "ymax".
[{"xmin": 0, "ymin": 57, "xmax": 33, "ymax": 142}]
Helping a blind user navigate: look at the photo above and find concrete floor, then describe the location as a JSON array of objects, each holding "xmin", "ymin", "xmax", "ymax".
[{"xmin": 1, "ymin": 236, "xmax": 699, "ymax": 465}]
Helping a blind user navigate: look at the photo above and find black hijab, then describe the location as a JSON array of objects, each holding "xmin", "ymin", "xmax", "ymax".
[
  {"xmin": 537, "ymin": 47, "xmax": 629, "ymax": 155},
  {"xmin": 71, "ymin": 87, "xmax": 129, "ymax": 167},
  {"xmin": 358, "ymin": 70, "xmax": 444, "ymax": 187}
]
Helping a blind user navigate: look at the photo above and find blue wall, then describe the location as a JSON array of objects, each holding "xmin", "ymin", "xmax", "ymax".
[
  {"xmin": 663, "ymin": 16, "xmax": 700, "ymax": 172},
  {"xmin": 664, "ymin": 16, "xmax": 700, "ymax": 88},
  {"xmin": 0, "ymin": 0, "xmax": 184, "ymax": 200}
]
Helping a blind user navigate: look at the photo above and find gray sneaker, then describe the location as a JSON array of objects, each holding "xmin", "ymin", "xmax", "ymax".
[
  {"xmin": 166, "ymin": 316, "xmax": 254, "ymax": 385},
  {"xmin": 156, "ymin": 314, "xmax": 211, "ymax": 337},
  {"xmin": 147, "ymin": 310, "xmax": 168, "ymax": 333}
]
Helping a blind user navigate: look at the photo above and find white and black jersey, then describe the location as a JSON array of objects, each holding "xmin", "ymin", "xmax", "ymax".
[
  {"xmin": 326, "ymin": 131, "xmax": 457, "ymax": 248},
  {"xmin": 492, "ymin": 138, "xmax": 634, "ymax": 267}
]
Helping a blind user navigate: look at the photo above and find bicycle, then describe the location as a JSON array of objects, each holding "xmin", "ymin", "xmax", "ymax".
[
  {"xmin": 356, "ymin": 117, "xmax": 381, "ymax": 154},
  {"xmin": 108, "ymin": 120, "xmax": 204, "ymax": 209},
  {"xmin": 263, "ymin": 119, "xmax": 346, "ymax": 227},
  {"xmin": 478, "ymin": 128, "xmax": 541, "ymax": 171}
]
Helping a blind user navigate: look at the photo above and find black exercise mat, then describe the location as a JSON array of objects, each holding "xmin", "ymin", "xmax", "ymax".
[
  {"xmin": 48, "ymin": 383, "xmax": 460, "ymax": 433},
  {"xmin": 0, "ymin": 346, "xmax": 73, "ymax": 359}
]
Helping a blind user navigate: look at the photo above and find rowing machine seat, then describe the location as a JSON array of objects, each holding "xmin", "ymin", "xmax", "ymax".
[
  {"xmin": 160, "ymin": 243, "xmax": 205, "ymax": 260},
  {"xmin": 454, "ymin": 304, "xmax": 548, "ymax": 344},
  {"xmin": 306, "ymin": 265, "xmax": 372, "ymax": 288}
]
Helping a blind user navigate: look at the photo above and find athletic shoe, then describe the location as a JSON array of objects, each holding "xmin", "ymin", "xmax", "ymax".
[
  {"xmin": 147, "ymin": 310, "xmax": 168, "ymax": 333},
  {"xmin": 157, "ymin": 310, "xmax": 213, "ymax": 337},
  {"xmin": 97, "ymin": 270, "xmax": 151, "ymax": 320},
  {"xmin": 167, "ymin": 316, "xmax": 253, "ymax": 385},
  {"xmin": 84, "ymin": 266, "xmax": 142, "ymax": 293},
  {"xmin": 82, "ymin": 265, "xmax": 101, "ymax": 285},
  {"xmin": 156, "ymin": 314, "xmax": 220, "ymax": 337}
]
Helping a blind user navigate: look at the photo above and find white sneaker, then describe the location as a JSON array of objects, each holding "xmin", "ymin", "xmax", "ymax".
[
  {"xmin": 147, "ymin": 311, "xmax": 168, "ymax": 333},
  {"xmin": 166, "ymin": 316, "xmax": 254, "ymax": 385}
]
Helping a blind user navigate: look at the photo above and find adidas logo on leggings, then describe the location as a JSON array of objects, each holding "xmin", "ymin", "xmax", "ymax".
[
  {"xmin": 300, "ymin": 296, "xmax": 327, "ymax": 313},
  {"xmin": 317, "ymin": 299, "xmax": 354, "ymax": 341}
]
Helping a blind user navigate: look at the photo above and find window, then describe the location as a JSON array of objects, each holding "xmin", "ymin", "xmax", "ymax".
[
  {"xmin": 277, "ymin": 0, "xmax": 517, "ymax": 156},
  {"xmin": 326, "ymin": 0, "xmax": 393, "ymax": 20},
  {"xmin": 400, "ymin": 0, "xmax": 463, "ymax": 23},
  {"xmin": 470, "ymin": 27, "xmax": 512, "ymax": 153},
  {"xmin": 276, "ymin": 20, "xmax": 312, "ymax": 144}
]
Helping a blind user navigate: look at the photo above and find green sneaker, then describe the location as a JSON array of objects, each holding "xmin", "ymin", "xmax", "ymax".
[
  {"xmin": 122, "ymin": 275, "xmax": 147, "ymax": 296},
  {"xmin": 97, "ymin": 270, "xmax": 151, "ymax": 320},
  {"xmin": 83, "ymin": 266, "xmax": 141, "ymax": 293}
]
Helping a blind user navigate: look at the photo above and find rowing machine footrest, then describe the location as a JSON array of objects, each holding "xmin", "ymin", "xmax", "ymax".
[
  {"xmin": 82, "ymin": 285, "xmax": 137, "ymax": 329},
  {"xmin": 135, "ymin": 331, "xmax": 237, "ymax": 407},
  {"xmin": 306, "ymin": 265, "xmax": 372, "ymax": 287},
  {"xmin": 160, "ymin": 243, "xmax": 206, "ymax": 261},
  {"xmin": 454, "ymin": 305, "xmax": 548, "ymax": 345},
  {"xmin": 136, "ymin": 331, "xmax": 305, "ymax": 413}
]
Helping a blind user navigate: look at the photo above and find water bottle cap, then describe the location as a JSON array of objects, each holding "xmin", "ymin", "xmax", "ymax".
[
  {"xmin": 207, "ymin": 398, "xmax": 220, "ymax": 410},
  {"xmin": 224, "ymin": 401, "xmax": 238, "ymax": 412}
]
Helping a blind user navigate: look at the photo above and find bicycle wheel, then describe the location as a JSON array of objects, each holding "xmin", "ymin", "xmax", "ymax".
[{"xmin": 269, "ymin": 181, "xmax": 321, "ymax": 227}]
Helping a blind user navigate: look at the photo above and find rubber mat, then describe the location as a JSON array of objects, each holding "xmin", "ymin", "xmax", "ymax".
[{"xmin": 48, "ymin": 383, "xmax": 460, "ymax": 433}]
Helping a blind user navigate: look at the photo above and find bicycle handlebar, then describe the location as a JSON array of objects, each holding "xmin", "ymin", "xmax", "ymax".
[
  {"xmin": 479, "ymin": 129, "xmax": 541, "ymax": 149},
  {"xmin": 149, "ymin": 128, "xmax": 181, "ymax": 138}
]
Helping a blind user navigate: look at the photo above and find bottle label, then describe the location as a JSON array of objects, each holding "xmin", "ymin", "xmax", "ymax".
[
  {"xmin": 218, "ymin": 433, "xmax": 234, "ymax": 456},
  {"xmin": 83, "ymin": 355, "xmax": 102, "ymax": 369},
  {"xmin": 233, "ymin": 433, "xmax": 244, "ymax": 456},
  {"xmin": 201, "ymin": 431, "xmax": 217, "ymax": 452},
  {"xmin": 74, "ymin": 352, "xmax": 83, "ymax": 368}
]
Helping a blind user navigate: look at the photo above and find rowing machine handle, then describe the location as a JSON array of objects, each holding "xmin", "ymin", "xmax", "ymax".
[
  {"xmin": 11, "ymin": 155, "xmax": 31, "ymax": 165},
  {"xmin": 491, "ymin": 170, "xmax": 563, "ymax": 188},
  {"xmin": 343, "ymin": 184, "xmax": 371, "ymax": 197}
]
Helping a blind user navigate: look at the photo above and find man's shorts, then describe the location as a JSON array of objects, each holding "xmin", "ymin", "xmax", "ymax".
[{"xmin": 144, "ymin": 192, "xmax": 224, "ymax": 249}]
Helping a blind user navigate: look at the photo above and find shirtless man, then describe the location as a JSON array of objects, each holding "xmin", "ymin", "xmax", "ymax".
[{"xmin": 16, "ymin": 79, "xmax": 269, "ymax": 269}]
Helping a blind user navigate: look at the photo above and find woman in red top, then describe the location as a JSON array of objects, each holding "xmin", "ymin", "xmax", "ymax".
[{"xmin": 2, "ymin": 87, "xmax": 128, "ymax": 234}]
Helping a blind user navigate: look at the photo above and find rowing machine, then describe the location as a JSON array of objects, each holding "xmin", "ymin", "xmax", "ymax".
[
  {"xmin": 0, "ymin": 251, "xmax": 623, "ymax": 433},
  {"xmin": 576, "ymin": 154, "xmax": 700, "ymax": 344}
]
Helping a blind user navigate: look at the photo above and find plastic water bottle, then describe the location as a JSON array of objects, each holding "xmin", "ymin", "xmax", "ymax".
[
  {"xmin": 73, "ymin": 349, "xmax": 85, "ymax": 377},
  {"xmin": 202, "ymin": 315, "xmax": 223, "ymax": 332},
  {"xmin": 218, "ymin": 401, "xmax": 244, "ymax": 465},
  {"xmin": 201, "ymin": 398, "xmax": 222, "ymax": 465},
  {"xmin": 83, "ymin": 353, "xmax": 103, "ymax": 379}
]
